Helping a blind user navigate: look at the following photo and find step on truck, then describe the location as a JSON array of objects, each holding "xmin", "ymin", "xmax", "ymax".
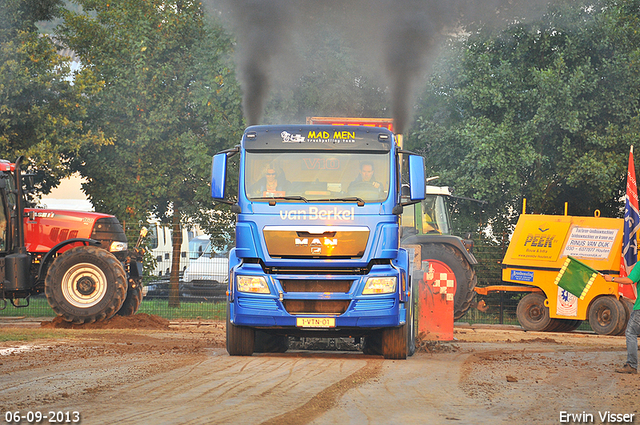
[
  {"xmin": 211, "ymin": 124, "xmax": 426, "ymax": 359},
  {"xmin": 0, "ymin": 157, "xmax": 144, "ymax": 323}
]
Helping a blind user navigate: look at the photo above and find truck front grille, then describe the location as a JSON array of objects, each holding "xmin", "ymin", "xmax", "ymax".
[
  {"xmin": 280, "ymin": 279, "xmax": 352, "ymax": 293},
  {"xmin": 283, "ymin": 300, "xmax": 350, "ymax": 315}
]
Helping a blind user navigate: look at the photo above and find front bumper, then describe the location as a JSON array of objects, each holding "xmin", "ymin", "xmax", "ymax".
[{"xmin": 228, "ymin": 263, "xmax": 406, "ymax": 330}]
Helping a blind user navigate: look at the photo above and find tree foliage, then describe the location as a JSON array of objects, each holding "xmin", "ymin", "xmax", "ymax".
[
  {"xmin": 408, "ymin": 0, "xmax": 640, "ymax": 236},
  {"xmin": 57, "ymin": 0, "xmax": 244, "ymax": 239},
  {"xmin": 0, "ymin": 0, "xmax": 63, "ymax": 41},
  {"xmin": 0, "ymin": 0, "xmax": 107, "ymax": 198}
]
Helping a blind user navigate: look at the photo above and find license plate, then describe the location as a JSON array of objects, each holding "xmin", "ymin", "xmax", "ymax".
[{"xmin": 296, "ymin": 317, "xmax": 335, "ymax": 328}]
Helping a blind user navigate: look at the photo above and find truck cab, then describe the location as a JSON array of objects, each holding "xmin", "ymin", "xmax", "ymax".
[{"xmin": 212, "ymin": 125, "xmax": 425, "ymax": 358}]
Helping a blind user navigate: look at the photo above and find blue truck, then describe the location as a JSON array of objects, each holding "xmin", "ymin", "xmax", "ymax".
[{"xmin": 211, "ymin": 123, "xmax": 426, "ymax": 359}]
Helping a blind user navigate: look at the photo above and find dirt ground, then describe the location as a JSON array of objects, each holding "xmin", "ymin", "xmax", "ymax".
[{"xmin": 1, "ymin": 314, "xmax": 638, "ymax": 425}]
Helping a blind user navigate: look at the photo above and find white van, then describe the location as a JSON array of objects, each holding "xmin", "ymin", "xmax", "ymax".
[
  {"xmin": 182, "ymin": 239, "xmax": 229, "ymax": 301},
  {"xmin": 147, "ymin": 222, "xmax": 204, "ymax": 276}
]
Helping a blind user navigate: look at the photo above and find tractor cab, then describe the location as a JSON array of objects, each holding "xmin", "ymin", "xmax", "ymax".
[{"xmin": 401, "ymin": 185, "xmax": 453, "ymax": 236}]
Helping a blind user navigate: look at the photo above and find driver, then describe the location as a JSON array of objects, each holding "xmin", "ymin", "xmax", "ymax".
[
  {"xmin": 348, "ymin": 162, "xmax": 383, "ymax": 194},
  {"xmin": 251, "ymin": 166, "xmax": 288, "ymax": 196}
]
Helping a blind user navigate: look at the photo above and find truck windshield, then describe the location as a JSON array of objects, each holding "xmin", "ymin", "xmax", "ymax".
[
  {"xmin": 422, "ymin": 195, "xmax": 451, "ymax": 235},
  {"xmin": 245, "ymin": 152, "xmax": 390, "ymax": 202}
]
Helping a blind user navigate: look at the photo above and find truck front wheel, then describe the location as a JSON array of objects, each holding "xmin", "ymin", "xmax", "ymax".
[
  {"xmin": 381, "ymin": 323, "xmax": 408, "ymax": 360},
  {"xmin": 45, "ymin": 246, "xmax": 127, "ymax": 324},
  {"xmin": 226, "ymin": 303, "xmax": 255, "ymax": 356}
]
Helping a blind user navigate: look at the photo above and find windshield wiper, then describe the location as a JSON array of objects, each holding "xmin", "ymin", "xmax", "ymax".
[
  {"xmin": 323, "ymin": 197, "xmax": 366, "ymax": 206},
  {"xmin": 252, "ymin": 195, "xmax": 309, "ymax": 204}
]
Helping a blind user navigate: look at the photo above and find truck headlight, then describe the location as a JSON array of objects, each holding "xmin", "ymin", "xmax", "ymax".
[
  {"xmin": 237, "ymin": 276, "xmax": 270, "ymax": 294},
  {"xmin": 109, "ymin": 241, "xmax": 128, "ymax": 252},
  {"xmin": 363, "ymin": 277, "xmax": 397, "ymax": 295}
]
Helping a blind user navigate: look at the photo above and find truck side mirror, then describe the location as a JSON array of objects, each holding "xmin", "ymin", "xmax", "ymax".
[
  {"xmin": 408, "ymin": 155, "xmax": 425, "ymax": 202},
  {"xmin": 211, "ymin": 153, "xmax": 227, "ymax": 199}
]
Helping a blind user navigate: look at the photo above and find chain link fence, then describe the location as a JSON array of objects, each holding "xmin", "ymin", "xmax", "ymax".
[
  {"xmin": 464, "ymin": 236, "xmax": 522, "ymax": 325},
  {"xmin": 1, "ymin": 240, "xmax": 544, "ymax": 326}
]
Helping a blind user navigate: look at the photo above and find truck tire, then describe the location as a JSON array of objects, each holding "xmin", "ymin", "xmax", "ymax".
[
  {"xmin": 254, "ymin": 330, "xmax": 289, "ymax": 353},
  {"xmin": 363, "ymin": 331, "xmax": 382, "ymax": 355},
  {"xmin": 226, "ymin": 303, "xmax": 255, "ymax": 356},
  {"xmin": 421, "ymin": 243, "xmax": 477, "ymax": 320},
  {"xmin": 45, "ymin": 246, "xmax": 127, "ymax": 324},
  {"xmin": 588, "ymin": 296, "xmax": 627, "ymax": 335},
  {"xmin": 116, "ymin": 283, "xmax": 142, "ymax": 316},
  {"xmin": 382, "ymin": 323, "xmax": 408, "ymax": 360},
  {"xmin": 516, "ymin": 293, "xmax": 552, "ymax": 331}
]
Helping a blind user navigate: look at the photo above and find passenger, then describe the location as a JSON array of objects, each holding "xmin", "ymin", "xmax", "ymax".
[{"xmin": 348, "ymin": 162, "xmax": 383, "ymax": 195}]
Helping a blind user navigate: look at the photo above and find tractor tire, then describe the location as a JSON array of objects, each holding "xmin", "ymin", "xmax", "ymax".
[
  {"xmin": 116, "ymin": 283, "xmax": 142, "ymax": 316},
  {"xmin": 421, "ymin": 243, "xmax": 477, "ymax": 320},
  {"xmin": 516, "ymin": 293, "xmax": 552, "ymax": 331},
  {"xmin": 562, "ymin": 319, "xmax": 583, "ymax": 332},
  {"xmin": 617, "ymin": 297, "xmax": 635, "ymax": 336},
  {"xmin": 381, "ymin": 323, "xmax": 408, "ymax": 360},
  {"xmin": 226, "ymin": 303, "xmax": 255, "ymax": 356},
  {"xmin": 548, "ymin": 318, "xmax": 582, "ymax": 333},
  {"xmin": 588, "ymin": 296, "xmax": 627, "ymax": 335},
  {"xmin": 45, "ymin": 246, "xmax": 127, "ymax": 324},
  {"xmin": 254, "ymin": 330, "xmax": 289, "ymax": 353}
]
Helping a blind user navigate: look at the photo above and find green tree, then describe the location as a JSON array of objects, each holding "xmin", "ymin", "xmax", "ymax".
[
  {"xmin": 57, "ymin": 0, "xmax": 244, "ymax": 306},
  {"xmin": 0, "ymin": 0, "xmax": 107, "ymax": 198},
  {"xmin": 408, "ymin": 0, "xmax": 640, "ymax": 236}
]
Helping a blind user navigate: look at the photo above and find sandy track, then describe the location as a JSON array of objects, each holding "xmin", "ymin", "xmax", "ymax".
[{"xmin": 1, "ymin": 319, "xmax": 638, "ymax": 425}]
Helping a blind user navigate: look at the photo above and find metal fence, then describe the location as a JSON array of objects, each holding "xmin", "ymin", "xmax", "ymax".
[
  {"xmin": 467, "ymin": 237, "xmax": 521, "ymax": 324},
  {"xmin": 1, "ymin": 242, "xmax": 540, "ymax": 326}
]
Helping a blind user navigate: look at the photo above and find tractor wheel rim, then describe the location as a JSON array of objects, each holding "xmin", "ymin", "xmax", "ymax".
[
  {"xmin": 529, "ymin": 305, "xmax": 543, "ymax": 321},
  {"xmin": 597, "ymin": 308, "xmax": 612, "ymax": 326},
  {"xmin": 61, "ymin": 263, "xmax": 108, "ymax": 308}
]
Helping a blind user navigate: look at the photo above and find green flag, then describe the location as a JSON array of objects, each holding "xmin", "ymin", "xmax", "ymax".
[{"xmin": 554, "ymin": 256, "xmax": 599, "ymax": 300}]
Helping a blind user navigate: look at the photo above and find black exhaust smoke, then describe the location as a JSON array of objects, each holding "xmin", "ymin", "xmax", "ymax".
[
  {"xmin": 205, "ymin": 0, "xmax": 547, "ymax": 130},
  {"xmin": 220, "ymin": 0, "xmax": 293, "ymax": 126}
]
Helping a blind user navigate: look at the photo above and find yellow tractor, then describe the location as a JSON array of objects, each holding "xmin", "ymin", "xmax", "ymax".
[{"xmin": 478, "ymin": 210, "xmax": 635, "ymax": 334}]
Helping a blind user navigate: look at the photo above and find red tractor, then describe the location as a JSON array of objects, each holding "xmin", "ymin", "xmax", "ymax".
[{"xmin": 0, "ymin": 157, "xmax": 143, "ymax": 323}]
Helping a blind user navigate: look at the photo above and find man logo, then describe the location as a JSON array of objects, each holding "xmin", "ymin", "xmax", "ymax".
[{"xmin": 294, "ymin": 237, "xmax": 338, "ymax": 252}]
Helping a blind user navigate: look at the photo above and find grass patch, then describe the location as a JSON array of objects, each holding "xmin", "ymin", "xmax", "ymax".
[
  {"xmin": 0, "ymin": 328, "xmax": 78, "ymax": 343},
  {"xmin": 0, "ymin": 297, "xmax": 226, "ymax": 321},
  {"xmin": 136, "ymin": 299, "xmax": 226, "ymax": 320},
  {"xmin": 0, "ymin": 297, "xmax": 55, "ymax": 318}
]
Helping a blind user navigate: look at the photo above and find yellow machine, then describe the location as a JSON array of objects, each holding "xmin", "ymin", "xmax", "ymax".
[{"xmin": 478, "ymin": 211, "xmax": 634, "ymax": 334}]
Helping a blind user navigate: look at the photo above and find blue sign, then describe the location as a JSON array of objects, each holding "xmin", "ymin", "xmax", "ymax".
[{"xmin": 511, "ymin": 270, "xmax": 534, "ymax": 283}]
